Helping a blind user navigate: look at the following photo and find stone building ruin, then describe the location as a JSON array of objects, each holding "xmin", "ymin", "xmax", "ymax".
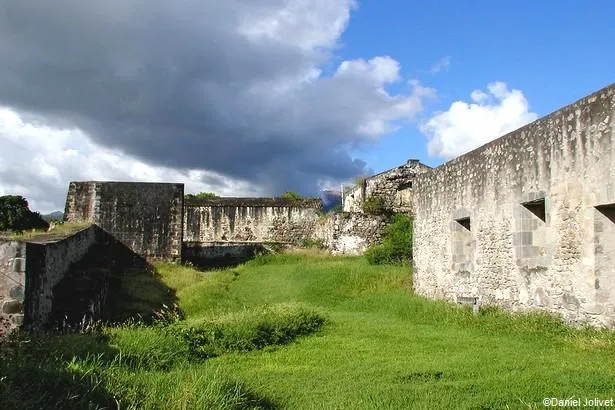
[
  {"xmin": 343, "ymin": 159, "xmax": 430, "ymax": 214},
  {"xmin": 412, "ymin": 82, "xmax": 615, "ymax": 328}
]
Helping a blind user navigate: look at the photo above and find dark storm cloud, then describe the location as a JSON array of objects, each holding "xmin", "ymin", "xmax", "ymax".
[{"xmin": 0, "ymin": 0, "xmax": 428, "ymax": 194}]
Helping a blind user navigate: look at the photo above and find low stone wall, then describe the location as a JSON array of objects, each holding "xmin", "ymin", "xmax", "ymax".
[
  {"xmin": 0, "ymin": 225, "xmax": 120, "ymax": 334},
  {"xmin": 24, "ymin": 226, "xmax": 99, "ymax": 327},
  {"xmin": 315, "ymin": 213, "xmax": 387, "ymax": 255},
  {"xmin": 184, "ymin": 198, "xmax": 322, "ymax": 245},
  {"xmin": 0, "ymin": 227, "xmax": 95, "ymax": 333}
]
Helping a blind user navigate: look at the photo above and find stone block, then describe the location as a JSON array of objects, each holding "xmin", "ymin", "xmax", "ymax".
[
  {"xmin": 2, "ymin": 299, "xmax": 23, "ymax": 314},
  {"xmin": 10, "ymin": 313, "xmax": 24, "ymax": 325},
  {"xmin": 9, "ymin": 285, "xmax": 24, "ymax": 299},
  {"xmin": 12, "ymin": 257, "xmax": 25, "ymax": 272}
]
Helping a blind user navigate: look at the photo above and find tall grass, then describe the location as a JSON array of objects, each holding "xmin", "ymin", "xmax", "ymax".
[{"xmin": 2, "ymin": 253, "xmax": 615, "ymax": 409}]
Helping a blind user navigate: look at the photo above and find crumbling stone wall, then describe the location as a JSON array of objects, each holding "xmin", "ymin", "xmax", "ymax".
[
  {"xmin": 0, "ymin": 226, "xmax": 99, "ymax": 333},
  {"xmin": 413, "ymin": 83, "xmax": 615, "ymax": 328},
  {"xmin": 0, "ymin": 241, "xmax": 26, "ymax": 335},
  {"xmin": 184, "ymin": 198, "xmax": 322, "ymax": 244},
  {"xmin": 24, "ymin": 226, "xmax": 98, "ymax": 326},
  {"xmin": 64, "ymin": 182, "xmax": 184, "ymax": 260},
  {"xmin": 343, "ymin": 159, "xmax": 430, "ymax": 214},
  {"xmin": 0, "ymin": 225, "xmax": 150, "ymax": 333},
  {"xmin": 314, "ymin": 213, "xmax": 387, "ymax": 255}
]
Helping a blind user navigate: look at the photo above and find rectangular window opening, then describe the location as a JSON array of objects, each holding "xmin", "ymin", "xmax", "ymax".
[
  {"xmin": 399, "ymin": 181, "xmax": 413, "ymax": 189},
  {"xmin": 522, "ymin": 198, "xmax": 546, "ymax": 222},
  {"xmin": 455, "ymin": 217, "xmax": 471, "ymax": 231},
  {"xmin": 596, "ymin": 203, "xmax": 615, "ymax": 224}
]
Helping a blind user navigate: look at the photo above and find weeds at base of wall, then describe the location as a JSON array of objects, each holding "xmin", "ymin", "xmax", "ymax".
[
  {"xmin": 300, "ymin": 237, "xmax": 326, "ymax": 250},
  {"xmin": 365, "ymin": 214, "xmax": 413, "ymax": 265}
]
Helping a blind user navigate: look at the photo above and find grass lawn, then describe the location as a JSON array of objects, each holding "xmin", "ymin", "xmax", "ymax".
[{"xmin": 2, "ymin": 251, "xmax": 615, "ymax": 409}]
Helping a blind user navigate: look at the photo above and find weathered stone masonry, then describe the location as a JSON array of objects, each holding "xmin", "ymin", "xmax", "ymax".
[
  {"xmin": 183, "ymin": 197, "xmax": 322, "ymax": 244},
  {"xmin": 64, "ymin": 182, "xmax": 184, "ymax": 260},
  {"xmin": 413, "ymin": 83, "xmax": 615, "ymax": 327},
  {"xmin": 0, "ymin": 226, "xmax": 99, "ymax": 333},
  {"xmin": 343, "ymin": 159, "xmax": 431, "ymax": 214},
  {"xmin": 314, "ymin": 212, "xmax": 388, "ymax": 255}
]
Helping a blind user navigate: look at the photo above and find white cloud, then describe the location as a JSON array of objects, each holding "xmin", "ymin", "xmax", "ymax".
[
  {"xmin": 0, "ymin": 107, "xmax": 260, "ymax": 213},
  {"xmin": 429, "ymin": 56, "xmax": 451, "ymax": 74},
  {"xmin": 239, "ymin": 0, "xmax": 358, "ymax": 50},
  {"xmin": 335, "ymin": 56, "xmax": 401, "ymax": 84},
  {"xmin": 421, "ymin": 82, "xmax": 538, "ymax": 159}
]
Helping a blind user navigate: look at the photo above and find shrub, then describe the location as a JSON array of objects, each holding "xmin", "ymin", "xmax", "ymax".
[
  {"xmin": 365, "ymin": 214, "xmax": 413, "ymax": 265},
  {"xmin": 280, "ymin": 191, "xmax": 302, "ymax": 200},
  {"xmin": 181, "ymin": 304, "xmax": 326, "ymax": 358},
  {"xmin": 300, "ymin": 237, "xmax": 326, "ymax": 249},
  {"xmin": 185, "ymin": 192, "xmax": 218, "ymax": 200},
  {"xmin": 362, "ymin": 195, "xmax": 387, "ymax": 215}
]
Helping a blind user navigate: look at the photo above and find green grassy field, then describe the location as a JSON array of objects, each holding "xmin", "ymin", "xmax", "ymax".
[{"xmin": 2, "ymin": 251, "xmax": 615, "ymax": 409}]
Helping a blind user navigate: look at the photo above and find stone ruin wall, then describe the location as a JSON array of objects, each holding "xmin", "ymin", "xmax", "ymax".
[
  {"xmin": 314, "ymin": 213, "xmax": 388, "ymax": 255},
  {"xmin": 0, "ymin": 226, "xmax": 99, "ymax": 334},
  {"xmin": 413, "ymin": 83, "xmax": 615, "ymax": 328},
  {"xmin": 64, "ymin": 181, "xmax": 184, "ymax": 260},
  {"xmin": 343, "ymin": 159, "xmax": 431, "ymax": 214},
  {"xmin": 183, "ymin": 197, "xmax": 323, "ymax": 245}
]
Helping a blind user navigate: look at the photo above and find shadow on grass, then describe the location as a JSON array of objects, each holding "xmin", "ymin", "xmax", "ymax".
[
  {"xmin": 0, "ymin": 333, "xmax": 120, "ymax": 410},
  {"xmin": 181, "ymin": 242, "xmax": 275, "ymax": 272},
  {"xmin": 51, "ymin": 229, "xmax": 181, "ymax": 327},
  {"xmin": 0, "ymin": 330, "xmax": 278, "ymax": 410}
]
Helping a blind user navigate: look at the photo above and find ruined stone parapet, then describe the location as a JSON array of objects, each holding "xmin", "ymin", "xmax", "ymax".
[
  {"xmin": 314, "ymin": 213, "xmax": 388, "ymax": 255},
  {"xmin": 183, "ymin": 197, "xmax": 323, "ymax": 245}
]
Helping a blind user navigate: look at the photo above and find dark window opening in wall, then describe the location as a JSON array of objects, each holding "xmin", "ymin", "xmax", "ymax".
[
  {"xmin": 596, "ymin": 203, "xmax": 615, "ymax": 224},
  {"xmin": 522, "ymin": 199, "xmax": 546, "ymax": 222},
  {"xmin": 399, "ymin": 181, "xmax": 413, "ymax": 189},
  {"xmin": 455, "ymin": 217, "xmax": 471, "ymax": 231}
]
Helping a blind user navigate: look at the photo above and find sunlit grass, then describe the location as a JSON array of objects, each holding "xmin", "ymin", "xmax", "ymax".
[
  {"xmin": 2, "ymin": 253, "xmax": 615, "ymax": 409},
  {"xmin": 0, "ymin": 222, "xmax": 92, "ymax": 241}
]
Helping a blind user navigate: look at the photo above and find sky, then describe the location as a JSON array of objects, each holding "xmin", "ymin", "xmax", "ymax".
[{"xmin": 0, "ymin": 0, "xmax": 614, "ymax": 213}]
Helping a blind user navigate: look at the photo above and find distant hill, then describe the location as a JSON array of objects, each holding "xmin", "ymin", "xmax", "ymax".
[{"xmin": 42, "ymin": 211, "xmax": 64, "ymax": 222}]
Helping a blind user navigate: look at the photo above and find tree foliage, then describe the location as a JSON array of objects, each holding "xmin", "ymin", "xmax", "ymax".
[
  {"xmin": 185, "ymin": 192, "xmax": 219, "ymax": 200},
  {"xmin": 0, "ymin": 195, "xmax": 49, "ymax": 232},
  {"xmin": 280, "ymin": 192, "xmax": 302, "ymax": 200}
]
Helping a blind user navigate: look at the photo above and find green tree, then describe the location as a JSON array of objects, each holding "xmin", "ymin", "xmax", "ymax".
[
  {"xmin": 185, "ymin": 192, "xmax": 219, "ymax": 200},
  {"xmin": 0, "ymin": 195, "xmax": 49, "ymax": 232},
  {"xmin": 280, "ymin": 192, "xmax": 302, "ymax": 200}
]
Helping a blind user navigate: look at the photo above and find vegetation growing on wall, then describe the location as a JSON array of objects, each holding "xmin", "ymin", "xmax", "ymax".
[
  {"xmin": 354, "ymin": 176, "xmax": 368, "ymax": 188},
  {"xmin": 361, "ymin": 195, "xmax": 387, "ymax": 215},
  {"xmin": 184, "ymin": 192, "xmax": 219, "ymax": 200},
  {"xmin": 0, "ymin": 195, "xmax": 49, "ymax": 232},
  {"xmin": 365, "ymin": 213, "xmax": 413, "ymax": 265},
  {"xmin": 280, "ymin": 191, "xmax": 302, "ymax": 200}
]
